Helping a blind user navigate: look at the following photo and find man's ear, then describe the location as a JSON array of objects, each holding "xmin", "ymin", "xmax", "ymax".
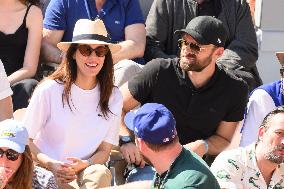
[
  {"xmin": 258, "ymin": 126, "xmax": 266, "ymax": 141},
  {"xmin": 214, "ymin": 47, "xmax": 224, "ymax": 57}
]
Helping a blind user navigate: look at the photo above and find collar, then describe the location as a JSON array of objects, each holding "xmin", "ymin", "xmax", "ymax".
[{"xmin": 184, "ymin": 64, "xmax": 221, "ymax": 92}]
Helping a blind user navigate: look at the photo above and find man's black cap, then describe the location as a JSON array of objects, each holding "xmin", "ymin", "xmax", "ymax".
[{"xmin": 175, "ymin": 16, "xmax": 228, "ymax": 47}]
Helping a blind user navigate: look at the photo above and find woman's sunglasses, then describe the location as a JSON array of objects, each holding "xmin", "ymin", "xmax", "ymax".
[
  {"xmin": 177, "ymin": 39, "xmax": 204, "ymax": 54},
  {"xmin": 0, "ymin": 149, "xmax": 20, "ymax": 161},
  {"xmin": 78, "ymin": 45, "xmax": 109, "ymax": 57}
]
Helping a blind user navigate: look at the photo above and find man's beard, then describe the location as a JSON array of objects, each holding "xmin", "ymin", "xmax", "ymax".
[
  {"xmin": 264, "ymin": 145, "xmax": 284, "ymax": 164},
  {"xmin": 180, "ymin": 54, "xmax": 212, "ymax": 72}
]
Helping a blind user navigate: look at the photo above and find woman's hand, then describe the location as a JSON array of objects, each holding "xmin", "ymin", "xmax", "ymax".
[
  {"xmin": 48, "ymin": 161, "xmax": 77, "ymax": 184},
  {"xmin": 65, "ymin": 157, "xmax": 89, "ymax": 174}
]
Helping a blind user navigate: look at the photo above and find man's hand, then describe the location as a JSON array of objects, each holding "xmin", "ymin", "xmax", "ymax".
[
  {"xmin": 120, "ymin": 142, "xmax": 145, "ymax": 167},
  {"xmin": 184, "ymin": 140, "xmax": 207, "ymax": 157},
  {"xmin": 48, "ymin": 161, "xmax": 77, "ymax": 184},
  {"xmin": 66, "ymin": 157, "xmax": 89, "ymax": 174}
]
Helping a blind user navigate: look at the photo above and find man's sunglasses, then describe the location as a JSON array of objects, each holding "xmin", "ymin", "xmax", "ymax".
[
  {"xmin": 177, "ymin": 39, "xmax": 204, "ymax": 54},
  {"xmin": 78, "ymin": 45, "xmax": 109, "ymax": 57},
  {"xmin": 0, "ymin": 149, "xmax": 20, "ymax": 161}
]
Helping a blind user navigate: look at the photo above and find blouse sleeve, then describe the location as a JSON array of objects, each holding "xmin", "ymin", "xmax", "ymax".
[{"xmin": 23, "ymin": 81, "xmax": 51, "ymax": 139}]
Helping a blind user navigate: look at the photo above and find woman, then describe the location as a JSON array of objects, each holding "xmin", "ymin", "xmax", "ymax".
[
  {"xmin": 23, "ymin": 19, "xmax": 123, "ymax": 188},
  {"xmin": 0, "ymin": 61, "xmax": 13, "ymax": 121},
  {"xmin": 0, "ymin": 0, "xmax": 43, "ymax": 110},
  {"xmin": 0, "ymin": 119, "xmax": 57, "ymax": 189}
]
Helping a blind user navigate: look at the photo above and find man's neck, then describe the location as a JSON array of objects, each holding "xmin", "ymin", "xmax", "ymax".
[
  {"xmin": 151, "ymin": 145, "xmax": 183, "ymax": 175},
  {"xmin": 187, "ymin": 63, "xmax": 216, "ymax": 88},
  {"xmin": 255, "ymin": 144, "xmax": 278, "ymax": 186}
]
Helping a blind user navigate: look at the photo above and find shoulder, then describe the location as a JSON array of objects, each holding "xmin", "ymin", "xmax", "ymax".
[
  {"xmin": 218, "ymin": 65, "xmax": 248, "ymax": 91},
  {"xmin": 211, "ymin": 147, "xmax": 245, "ymax": 170},
  {"xmin": 146, "ymin": 58, "xmax": 176, "ymax": 70},
  {"xmin": 110, "ymin": 87, "xmax": 123, "ymax": 103},
  {"xmin": 35, "ymin": 79, "xmax": 63, "ymax": 93},
  {"xmin": 26, "ymin": 5, "xmax": 43, "ymax": 27},
  {"xmin": 33, "ymin": 166, "xmax": 57, "ymax": 188}
]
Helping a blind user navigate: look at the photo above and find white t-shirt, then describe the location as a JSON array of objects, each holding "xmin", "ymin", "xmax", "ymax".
[
  {"xmin": 23, "ymin": 79, "xmax": 123, "ymax": 161},
  {"xmin": 240, "ymin": 89, "xmax": 275, "ymax": 147},
  {"xmin": 0, "ymin": 60, "xmax": 12, "ymax": 100}
]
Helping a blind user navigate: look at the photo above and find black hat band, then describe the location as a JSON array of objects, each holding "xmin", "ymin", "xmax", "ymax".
[{"xmin": 72, "ymin": 34, "xmax": 110, "ymax": 43}]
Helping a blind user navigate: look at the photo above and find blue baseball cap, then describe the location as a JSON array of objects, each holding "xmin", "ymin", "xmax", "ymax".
[
  {"xmin": 125, "ymin": 103, "xmax": 177, "ymax": 144},
  {"xmin": 0, "ymin": 119, "xmax": 29, "ymax": 153}
]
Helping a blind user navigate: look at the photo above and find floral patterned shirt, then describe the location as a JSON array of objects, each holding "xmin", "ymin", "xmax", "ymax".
[
  {"xmin": 32, "ymin": 166, "xmax": 58, "ymax": 189},
  {"xmin": 210, "ymin": 143, "xmax": 284, "ymax": 189}
]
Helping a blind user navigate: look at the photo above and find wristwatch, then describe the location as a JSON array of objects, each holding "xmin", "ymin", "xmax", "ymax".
[{"xmin": 119, "ymin": 136, "xmax": 133, "ymax": 146}]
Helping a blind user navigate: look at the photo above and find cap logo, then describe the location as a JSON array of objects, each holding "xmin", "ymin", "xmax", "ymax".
[
  {"xmin": 163, "ymin": 138, "xmax": 170, "ymax": 143},
  {"xmin": 217, "ymin": 38, "xmax": 221, "ymax": 44},
  {"xmin": 0, "ymin": 132, "xmax": 15, "ymax": 138}
]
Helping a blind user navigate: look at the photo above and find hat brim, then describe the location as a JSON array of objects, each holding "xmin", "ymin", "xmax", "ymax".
[
  {"xmin": 57, "ymin": 40, "xmax": 121, "ymax": 54},
  {"xmin": 276, "ymin": 52, "xmax": 284, "ymax": 66},
  {"xmin": 175, "ymin": 29, "xmax": 209, "ymax": 45},
  {"xmin": 0, "ymin": 139, "xmax": 25, "ymax": 153},
  {"xmin": 124, "ymin": 111, "xmax": 136, "ymax": 132}
]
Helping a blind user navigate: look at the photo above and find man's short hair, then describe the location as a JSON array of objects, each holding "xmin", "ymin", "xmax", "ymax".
[
  {"xmin": 260, "ymin": 106, "xmax": 284, "ymax": 131},
  {"xmin": 144, "ymin": 136, "xmax": 179, "ymax": 152}
]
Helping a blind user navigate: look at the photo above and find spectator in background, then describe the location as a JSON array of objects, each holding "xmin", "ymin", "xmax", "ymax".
[
  {"xmin": 145, "ymin": 0, "xmax": 261, "ymax": 92},
  {"xmin": 211, "ymin": 106, "xmax": 284, "ymax": 189},
  {"xmin": 0, "ymin": 119, "xmax": 57, "ymax": 189},
  {"xmin": 124, "ymin": 103, "xmax": 220, "ymax": 189},
  {"xmin": 41, "ymin": 0, "xmax": 145, "ymax": 86},
  {"xmin": 23, "ymin": 19, "xmax": 123, "ymax": 188},
  {"xmin": 0, "ymin": 0, "xmax": 42, "ymax": 110},
  {"xmin": 240, "ymin": 52, "xmax": 284, "ymax": 147},
  {"xmin": 0, "ymin": 60, "xmax": 13, "ymax": 121},
  {"xmin": 119, "ymin": 16, "xmax": 248, "ymax": 181}
]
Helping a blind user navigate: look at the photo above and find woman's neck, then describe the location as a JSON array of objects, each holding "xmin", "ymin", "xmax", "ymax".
[
  {"xmin": 75, "ymin": 76, "xmax": 97, "ymax": 90},
  {"xmin": 96, "ymin": 0, "xmax": 106, "ymax": 12}
]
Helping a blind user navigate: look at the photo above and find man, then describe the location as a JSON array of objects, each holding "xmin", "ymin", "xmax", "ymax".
[
  {"xmin": 240, "ymin": 52, "xmax": 284, "ymax": 147},
  {"xmin": 119, "ymin": 16, "xmax": 248, "ymax": 178},
  {"xmin": 42, "ymin": 0, "xmax": 145, "ymax": 86},
  {"xmin": 144, "ymin": 0, "xmax": 261, "ymax": 92},
  {"xmin": 211, "ymin": 106, "xmax": 284, "ymax": 189},
  {"xmin": 0, "ymin": 60, "xmax": 13, "ymax": 121},
  {"xmin": 120, "ymin": 103, "xmax": 220, "ymax": 189}
]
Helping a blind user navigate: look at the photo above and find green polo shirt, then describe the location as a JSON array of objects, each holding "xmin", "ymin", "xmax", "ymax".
[{"xmin": 151, "ymin": 147, "xmax": 220, "ymax": 189}]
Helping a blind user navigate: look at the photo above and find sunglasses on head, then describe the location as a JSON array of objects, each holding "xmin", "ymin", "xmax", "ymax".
[
  {"xmin": 0, "ymin": 149, "xmax": 20, "ymax": 161},
  {"xmin": 78, "ymin": 45, "xmax": 109, "ymax": 57},
  {"xmin": 177, "ymin": 39, "xmax": 204, "ymax": 54}
]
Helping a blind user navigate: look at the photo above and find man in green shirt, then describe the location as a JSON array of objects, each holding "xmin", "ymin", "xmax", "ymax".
[{"xmin": 120, "ymin": 103, "xmax": 220, "ymax": 189}]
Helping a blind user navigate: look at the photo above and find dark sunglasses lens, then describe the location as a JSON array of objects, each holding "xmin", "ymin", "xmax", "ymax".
[
  {"xmin": 95, "ymin": 46, "xmax": 108, "ymax": 57},
  {"xmin": 189, "ymin": 43, "xmax": 201, "ymax": 52},
  {"xmin": 78, "ymin": 45, "xmax": 92, "ymax": 56},
  {"xmin": 6, "ymin": 149, "xmax": 19, "ymax": 161},
  {"xmin": 177, "ymin": 39, "xmax": 184, "ymax": 49},
  {"xmin": 0, "ymin": 149, "xmax": 4, "ymax": 157}
]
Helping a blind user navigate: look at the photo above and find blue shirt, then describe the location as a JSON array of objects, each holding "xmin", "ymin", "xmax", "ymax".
[{"xmin": 44, "ymin": 0, "xmax": 144, "ymax": 43}]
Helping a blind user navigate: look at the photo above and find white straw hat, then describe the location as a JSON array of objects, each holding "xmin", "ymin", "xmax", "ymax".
[
  {"xmin": 57, "ymin": 19, "xmax": 121, "ymax": 54},
  {"xmin": 276, "ymin": 52, "xmax": 284, "ymax": 66}
]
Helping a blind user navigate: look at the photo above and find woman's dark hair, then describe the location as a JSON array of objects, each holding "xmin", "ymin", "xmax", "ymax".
[
  {"xmin": 48, "ymin": 44, "xmax": 114, "ymax": 118},
  {"xmin": 20, "ymin": 0, "xmax": 40, "ymax": 6},
  {"xmin": 9, "ymin": 146, "xmax": 33, "ymax": 189}
]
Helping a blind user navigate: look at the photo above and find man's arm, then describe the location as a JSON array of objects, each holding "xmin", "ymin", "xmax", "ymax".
[
  {"xmin": 217, "ymin": 0, "xmax": 258, "ymax": 69},
  {"xmin": 184, "ymin": 121, "xmax": 238, "ymax": 157},
  {"xmin": 41, "ymin": 28, "xmax": 64, "ymax": 63},
  {"xmin": 112, "ymin": 23, "xmax": 146, "ymax": 64},
  {"xmin": 0, "ymin": 97, "xmax": 13, "ymax": 121},
  {"xmin": 119, "ymin": 83, "xmax": 145, "ymax": 166}
]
